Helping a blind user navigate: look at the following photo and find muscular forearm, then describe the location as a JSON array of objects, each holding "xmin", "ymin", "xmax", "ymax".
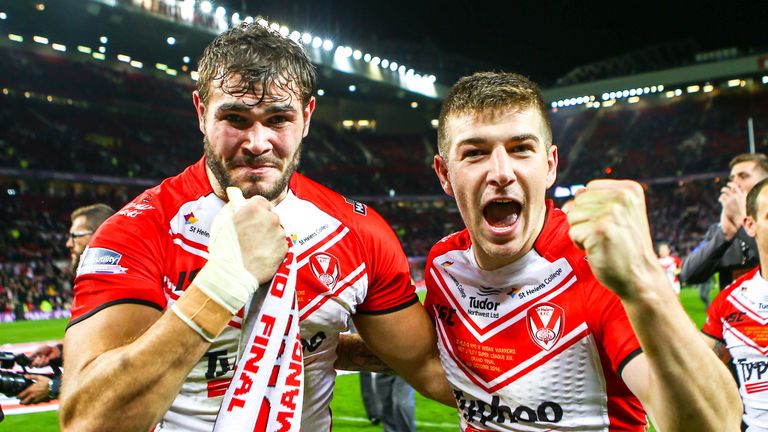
[
  {"xmin": 623, "ymin": 269, "xmax": 742, "ymax": 432},
  {"xmin": 60, "ymin": 286, "xmax": 232, "ymax": 432},
  {"xmin": 335, "ymin": 333, "xmax": 394, "ymax": 373}
]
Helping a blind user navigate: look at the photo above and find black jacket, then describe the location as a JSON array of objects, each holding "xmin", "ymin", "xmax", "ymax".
[{"xmin": 680, "ymin": 223, "xmax": 759, "ymax": 289}]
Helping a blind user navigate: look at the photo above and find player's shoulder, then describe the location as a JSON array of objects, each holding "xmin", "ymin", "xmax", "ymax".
[
  {"xmin": 426, "ymin": 230, "xmax": 470, "ymax": 266},
  {"xmin": 99, "ymin": 160, "xmax": 212, "ymax": 234},
  {"xmin": 721, "ymin": 266, "xmax": 761, "ymax": 297},
  {"xmin": 289, "ymin": 173, "xmax": 394, "ymax": 237}
]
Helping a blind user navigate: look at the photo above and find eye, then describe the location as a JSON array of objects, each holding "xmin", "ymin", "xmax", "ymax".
[
  {"xmin": 223, "ymin": 114, "xmax": 246, "ymax": 124},
  {"xmin": 268, "ymin": 115, "xmax": 289, "ymax": 125},
  {"xmin": 510, "ymin": 143, "xmax": 535, "ymax": 155}
]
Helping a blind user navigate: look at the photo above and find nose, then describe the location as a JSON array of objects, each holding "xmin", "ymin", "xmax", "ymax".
[
  {"xmin": 488, "ymin": 146, "xmax": 515, "ymax": 187},
  {"xmin": 66, "ymin": 235, "xmax": 74, "ymax": 250},
  {"xmin": 242, "ymin": 122, "xmax": 274, "ymax": 156}
]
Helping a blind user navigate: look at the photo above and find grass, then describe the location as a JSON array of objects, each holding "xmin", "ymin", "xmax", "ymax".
[{"xmin": 0, "ymin": 287, "xmax": 713, "ymax": 431}]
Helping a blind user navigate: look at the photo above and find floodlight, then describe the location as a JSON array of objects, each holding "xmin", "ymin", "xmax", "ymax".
[{"xmin": 323, "ymin": 40, "xmax": 334, "ymax": 51}]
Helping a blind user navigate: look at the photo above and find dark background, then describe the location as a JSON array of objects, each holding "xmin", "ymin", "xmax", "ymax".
[{"xmin": 220, "ymin": 0, "xmax": 768, "ymax": 86}]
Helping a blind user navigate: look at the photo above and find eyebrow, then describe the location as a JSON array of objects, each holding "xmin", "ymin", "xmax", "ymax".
[
  {"xmin": 214, "ymin": 102, "xmax": 297, "ymax": 116},
  {"xmin": 456, "ymin": 133, "xmax": 540, "ymax": 147}
]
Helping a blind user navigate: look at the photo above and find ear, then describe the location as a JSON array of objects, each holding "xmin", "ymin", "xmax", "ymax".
[
  {"xmin": 744, "ymin": 215, "xmax": 757, "ymax": 238},
  {"xmin": 301, "ymin": 96, "xmax": 316, "ymax": 138},
  {"xmin": 546, "ymin": 145, "xmax": 559, "ymax": 189},
  {"xmin": 192, "ymin": 90, "xmax": 206, "ymax": 135},
  {"xmin": 434, "ymin": 154, "xmax": 454, "ymax": 197}
]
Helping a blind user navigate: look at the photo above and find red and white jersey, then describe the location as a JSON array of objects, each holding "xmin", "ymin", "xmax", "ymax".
[
  {"xmin": 69, "ymin": 158, "xmax": 417, "ymax": 432},
  {"xmin": 703, "ymin": 267, "xmax": 768, "ymax": 432},
  {"xmin": 658, "ymin": 255, "xmax": 682, "ymax": 294},
  {"xmin": 424, "ymin": 202, "xmax": 646, "ymax": 431}
]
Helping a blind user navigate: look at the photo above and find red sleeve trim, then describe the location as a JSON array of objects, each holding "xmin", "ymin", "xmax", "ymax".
[
  {"xmin": 701, "ymin": 329, "xmax": 725, "ymax": 343},
  {"xmin": 66, "ymin": 298, "xmax": 164, "ymax": 330},
  {"xmin": 617, "ymin": 347, "xmax": 643, "ymax": 377},
  {"xmin": 355, "ymin": 295, "xmax": 419, "ymax": 316}
]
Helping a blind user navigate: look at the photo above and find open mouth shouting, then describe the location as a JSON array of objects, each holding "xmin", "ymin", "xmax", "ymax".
[{"xmin": 482, "ymin": 198, "xmax": 522, "ymax": 236}]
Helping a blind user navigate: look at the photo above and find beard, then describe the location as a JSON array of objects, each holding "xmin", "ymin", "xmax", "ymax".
[
  {"xmin": 70, "ymin": 253, "xmax": 80, "ymax": 275},
  {"xmin": 204, "ymin": 136, "xmax": 302, "ymax": 201}
]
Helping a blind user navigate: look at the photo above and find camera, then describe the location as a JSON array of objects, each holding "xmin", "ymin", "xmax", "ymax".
[{"xmin": 0, "ymin": 352, "xmax": 36, "ymax": 397}]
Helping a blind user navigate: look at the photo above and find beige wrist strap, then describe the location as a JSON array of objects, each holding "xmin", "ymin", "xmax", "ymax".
[{"xmin": 171, "ymin": 285, "xmax": 233, "ymax": 342}]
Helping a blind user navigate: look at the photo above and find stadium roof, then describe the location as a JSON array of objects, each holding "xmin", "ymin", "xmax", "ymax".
[{"xmin": 221, "ymin": 0, "xmax": 768, "ymax": 87}]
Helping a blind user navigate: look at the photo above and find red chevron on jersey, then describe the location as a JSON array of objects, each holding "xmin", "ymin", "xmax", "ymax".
[
  {"xmin": 299, "ymin": 262, "xmax": 367, "ymax": 320},
  {"xmin": 727, "ymin": 290, "xmax": 768, "ymax": 326},
  {"xmin": 724, "ymin": 323, "xmax": 768, "ymax": 354},
  {"xmin": 428, "ymin": 257, "xmax": 577, "ymax": 343}
]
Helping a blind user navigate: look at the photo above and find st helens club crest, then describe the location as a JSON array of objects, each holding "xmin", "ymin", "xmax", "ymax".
[
  {"xmin": 526, "ymin": 302, "xmax": 565, "ymax": 351},
  {"xmin": 309, "ymin": 252, "xmax": 341, "ymax": 289}
]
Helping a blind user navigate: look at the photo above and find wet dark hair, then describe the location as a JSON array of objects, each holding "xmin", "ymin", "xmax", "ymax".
[{"xmin": 196, "ymin": 22, "xmax": 317, "ymax": 107}]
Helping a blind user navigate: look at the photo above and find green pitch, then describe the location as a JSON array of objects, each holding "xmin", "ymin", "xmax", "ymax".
[{"xmin": 0, "ymin": 287, "xmax": 713, "ymax": 431}]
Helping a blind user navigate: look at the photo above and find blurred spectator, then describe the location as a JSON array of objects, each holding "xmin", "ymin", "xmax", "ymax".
[
  {"xmin": 16, "ymin": 203, "xmax": 114, "ymax": 404},
  {"xmin": 657, "ymin": 242, "xmax": 682, "ymax": 295},
  {"xmin": 681, "ymin": 153, "xmax": 768, "ymax": 290}
]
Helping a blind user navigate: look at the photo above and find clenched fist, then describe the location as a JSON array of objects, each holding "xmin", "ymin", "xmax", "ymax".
[
  {"xmin": 566, "ymin": 180, "xmax": 665, "ymax": 300},
  {"xmin": 193, "ymin": 187, "xmax": 288, "ymax": 314}
]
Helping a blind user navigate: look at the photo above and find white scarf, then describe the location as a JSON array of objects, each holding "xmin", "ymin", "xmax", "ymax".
[{"xmin": 214, "ymin": 241, "xmax": 303, "ymax": 431}]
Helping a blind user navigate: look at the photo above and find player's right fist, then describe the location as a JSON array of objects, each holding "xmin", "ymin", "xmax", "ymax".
[
  {"xmin": 192, "ymin": 187, "xmax": 287, "ymax": 314},
  {"xmin": 232, "ymin": 193, "xmax": 288, "ymax": 285}
]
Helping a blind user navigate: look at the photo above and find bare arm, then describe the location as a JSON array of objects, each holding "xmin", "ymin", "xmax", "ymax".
[
  {"xmin": 568, "ymin": 180, "xmax": 742, "ymax": 432},
  {"xmin": 60, "ymin": 288, "xmax": 232, "ymax": 432},
  {"xmin": 353, "ymin": 303, "xmax": 456, "ymax": 407},
  {"xmin": 335, "ymin": 333, "xmax": 393, "ymax": 373}
]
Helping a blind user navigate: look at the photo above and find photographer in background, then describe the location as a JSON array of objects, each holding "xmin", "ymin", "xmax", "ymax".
[{"xmin": 16, "ymin": 204, "xmax": 114, "ymax": 404}]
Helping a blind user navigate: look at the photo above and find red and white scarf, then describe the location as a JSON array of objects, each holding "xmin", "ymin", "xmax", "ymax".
[{"xmin": 214, "ymin": 240, "xmax": 303, "ymax": 432}]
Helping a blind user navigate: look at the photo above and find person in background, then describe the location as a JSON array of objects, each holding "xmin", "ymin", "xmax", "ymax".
[
  {"xmin": 17, "ymin": 203, "xmax": 114, "ymax": 405},
  {"xmin": 658, "ymin": 242, "xmax": 682, "ymax": 295},
  {"xmin": 682, "ymin": 153, "xmax": 768, "ymax": 290}
]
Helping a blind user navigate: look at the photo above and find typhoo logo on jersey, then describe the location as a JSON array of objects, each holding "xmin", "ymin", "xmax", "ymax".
[
  {"xmin": 526, "ymin": 302, "xmax": 564, "ymax": 351},
  {"xmin": 454, "ymin": 390, "xmax": 563, "ymax": 426},
  {"xmin": 736, "ymin": 358, "xmax": 768, "ymax": 392},
  {"xmin": 309, "ymin": 252, "xmax": 340, "ymax": 289},
  {"xmin": 77, "ymin": 247, "xmax": 128, "ymax": 276}
]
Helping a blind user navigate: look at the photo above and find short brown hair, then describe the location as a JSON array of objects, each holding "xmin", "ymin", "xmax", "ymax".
[
  {"xmin": 730, "ymin": 153, "xmax": 768, "ymax": 175},
  {"xmin": 437, "ymin": 72, "xmax": 552, "ymax": 158},
  {"xmin": 71, "ymin": 203, "xmax": 115, "ymax": 232},
  {"xmin": 747, "ymin": 177, "xmax": 768, "ymax": 219},
  {"xmin": 196, "ymin": 22, "xmax": 317, "ymax": 108}
]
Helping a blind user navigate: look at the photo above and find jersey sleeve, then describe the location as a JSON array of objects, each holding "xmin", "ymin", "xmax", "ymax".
[
  {"xmin": 702, "ymin": 289, "xmax": 726, "ymax": 341},
  {"xmin": 355, "ymin": 210, "xmax": 418, "ymax": 314},
  {"xmin": 584, "ymin": 279, "xmax": 642, "ymax": 376},
  {"xmin": 68, "ymin": 195, "xmax": 168, "ymax": 328},
  {"xmin": 422, "ymin": 258, "xmax": 438, "ymax": 320}
]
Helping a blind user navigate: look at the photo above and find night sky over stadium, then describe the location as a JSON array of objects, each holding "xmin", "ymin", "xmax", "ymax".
[{"xmin": 223, "ymin": 0, "xmax": 767, "ymax": 87}]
